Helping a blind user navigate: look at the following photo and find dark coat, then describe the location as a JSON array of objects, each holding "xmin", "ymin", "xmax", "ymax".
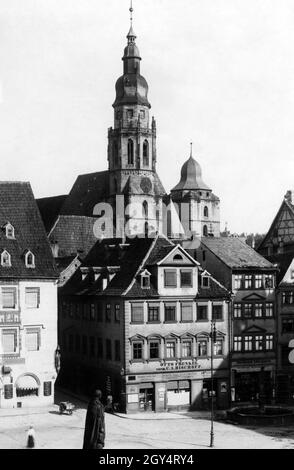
[{"xmin": 83, "ymin": 397, "xmax": 105, "ymax": 449}]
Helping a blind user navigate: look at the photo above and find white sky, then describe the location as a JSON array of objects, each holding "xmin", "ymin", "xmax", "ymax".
[{"xmin": 0, "ymin": 0, "xmax": 294, "ymax": 234}]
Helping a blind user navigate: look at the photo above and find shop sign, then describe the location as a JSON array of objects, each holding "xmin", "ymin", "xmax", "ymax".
[
  {"xmin": 156, "ymin": 359, "xmax": 202, "ymax": 371},
  {"xmin": 0, "ymin": 312, "xmax": 20, "ymax": 324},
  {"xmin": 127, "ymin": 394, "xmax": 139, "ymax": 403}
]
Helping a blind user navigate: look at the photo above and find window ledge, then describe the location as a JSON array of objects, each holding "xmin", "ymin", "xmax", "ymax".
[
  {"xmin": 163, "ymin": 321, "xmax": 177, "ymax": 324},
  {"xmin": 146, "ymin": 321, "xmax": 161, "ymax": 324},
  {"xmin": 196, "ymin": 319, "xmax": 208, "ymax": 322}
]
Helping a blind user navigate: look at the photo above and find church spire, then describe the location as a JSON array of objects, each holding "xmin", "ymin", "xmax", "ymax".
[{"xmin": 127, "ymin": 0, "xmax": 136, "ymax": 44}]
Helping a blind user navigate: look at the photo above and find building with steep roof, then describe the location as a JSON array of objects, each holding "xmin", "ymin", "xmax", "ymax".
[
  {"xmin": 59, "ymin": 235, "xmax": 231, "ymax": 412},
  {"xmin": 193, "ymin": 236, "xmax": 278, "ymax": 403},
  {"xmin": 170, "ymin": 146, "xmax": 220, "ymax": 238},
  {"xmin": 0, "ymin": 182, "xmax": 58, "ymax": 408}
]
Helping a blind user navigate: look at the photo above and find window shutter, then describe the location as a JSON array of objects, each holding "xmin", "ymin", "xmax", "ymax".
[
  {"xmin": 43, "ymin": 381, "xmax": 52, "ymax": 396},
  {"xmin": 131, "ymin": 304, "xmax": 144, "ymax": 323},
  {"xmin": 4, "ymin": 384, "xmax": 13, "ymax": 399},
  {"xmin": 25, "ymin": 288, "xmax": 40, "ymax": 308},
  {"xmin": 181, "ymin": 303, "xmax": 193, "ymax": 321},
  {"xmin": 164, "ymin": 270, "xmax": 177, "ymax": 287},
  {"xmin": 2, "ymin": 332, "xmax": 16, "ymax": 353},
  {"xmin": 26, "ymin": 331, "xmax": 39, "ymax": 351}
]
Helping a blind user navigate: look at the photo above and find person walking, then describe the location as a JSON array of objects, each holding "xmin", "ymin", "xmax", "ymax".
[{"xmin": 83, "ymin": 389, "xmax": 105, "ymax": 449}]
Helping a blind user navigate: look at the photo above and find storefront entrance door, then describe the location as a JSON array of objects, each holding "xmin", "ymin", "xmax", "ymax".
[{"xmin": 139, "ymin": 388, "xmax": 154, "ymax": 411}]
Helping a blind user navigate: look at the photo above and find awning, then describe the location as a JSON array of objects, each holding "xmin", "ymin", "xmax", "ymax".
[{"xmin": 16, "ymin": 375, "xmax": 39, "ymax": 389}]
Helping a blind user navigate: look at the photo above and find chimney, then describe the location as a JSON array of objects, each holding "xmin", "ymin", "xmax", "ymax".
[{"xmin": 285, "ymin": 190, "xmax": 294, "ymax": 205}]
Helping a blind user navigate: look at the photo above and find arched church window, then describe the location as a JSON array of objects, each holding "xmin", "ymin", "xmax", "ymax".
[
  {"xmin": 203, "ymin": 225, "xmax": 208, "ymax": 237},
  {"xmin": 128, "ymin": 139, "xmax": 134, "ymax": 165},
  {"xmin": 204, "ymin": 206, "xmax": 209, "ymax": 218},
  {"xmin": 143, "ymin": 140, "xmax": 149, "ymax": 166},
  {"xmin": 143, "ymin": 200, "xmax": 148, "ymax": 218}
]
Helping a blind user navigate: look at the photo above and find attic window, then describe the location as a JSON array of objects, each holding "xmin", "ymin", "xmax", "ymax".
[
  {"xmin": 4, "ymin": 223, "xmax": 15, "ymax": 239},
  {"xmin": 202, "ymin": 276, "xmax": 210, "ymax": 288},
  {"xmin": 173, "ymin": 254, "xmax": 183, "ymax": 261},
  {"xmin": 1, "ymin": 250, "xmax": 11, "ymax": 267},
  {"xmin": 141, "ymin": 270, "xmax": 151, "ymax": 289},
  {"xmin": 25, "ymin": 251, "xmax": 35, "ymax": 268}
]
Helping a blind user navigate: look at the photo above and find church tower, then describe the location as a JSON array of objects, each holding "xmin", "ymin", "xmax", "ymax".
[
  {"xmin": 170, "ymin": 146, "xmax": 220, "ymax": 238},
  {"xmin": 107, "ymin": 5, "xmax": 166, "ymax": 236}
]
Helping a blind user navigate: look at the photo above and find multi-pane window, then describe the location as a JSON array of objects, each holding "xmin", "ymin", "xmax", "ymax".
[
  {"xmin": 244, "ymin": 275, "xmax": 253, "ymax": 289},
  {"xmin": 282, "ymin": 319, "xmax": 294, "ymax": 333},
  {"xmin": 164, "ymin": 270, "xmax": 177, "ymax": 288},
  {"xmin": 148, "ymin": 305, "xmax": 159, "ymax": 322},
  {"xmin": 283, "ymin": 292, "xmax": 294, "ymax": 304},
  {"xmin": 244, "ymin": 336, "xmax": 253, "ymax": 351},
  {"xmin": 115, "ymin": 304, "xmax": 120, "ymax": 322},
  {"xmin": 254, "ymin": 303, "xmax": 263, "ymax": 318},
  {"xmin": 244, "ymin": 304, "xmax": 253, "ymax": 318},
  {"xmin": 106, "ymin": 339, "xmax": 112, "ymax": 360},
  {"xmin": 233, "ymin": 303, "xmax": 242, "ymax": 318},
  {"xmin": 264, "ymin": 275, "xmax": 274, "ymax": 289},
  {"xmin": 166, "ymin": 341, "xmax": 176, "ymax": 358},
  {"xmin": 255, "ymin": 335, "xmax": 263, "ymax": 351},
  {"xmin": 182, "ymin": 340, "xmax": 192, "ymax": 358},
  {"xmin": 197, "ymin": 305, "xmax": 208, "ymax": 320},
  {"xmin": 97, "ymin": 338, "xmax": 103, "ymax": 358},
  {"xmin": 115, "ymin": 340, "xmax": 120, "ymax": 361},
  {"xmin": 2, "ymin": 329, "xmax": 17, "ymax": 353},
  {"xmin": 265, "ymin": 303, "xmax": 274, "ymax": 317},
  {"xmin": 234, "ymin": 336, "xmax": 242, "ymax": 352},
  {"xmin": 198, "ymin": 339, "xmax": 208, "ymax": 357},
  {"xmin": 141, "ymin": 275, "xmax": 150, "ymax": 289},
  {"xmin": 1, "ymin": 250, "xmax": 11, "ymax": 267},
  {"xmin": 202, "ymin": 276, "xmax": 210, "ymax": 288},
  {"xmin": 164, "ymin": 304, "xmax": 176, "ymax": 322},
  {"xmin": 265, "ymin": 335, "xmax": 274, "ymax": 350},
  {"xmin": 181, "ymin": 303, "xmax": 193, "ymax": 322},
  {"xmin": 133, "ymin": 342, "xmax": 143, "ymax": 360},
  {"xmin": 26, "ymin": 329, "xmax": 40, "ymax": 351},
  {"xmin": 131, "ymin": 303, "xmax": 144, "ymax": 323},
  {"xmin": 105, "ymin": 304, "xmax": 111, "ymax": 322},
  {"xmin": 25, "ymin": 288, "xmax": 40, "ymax": 308},
  {"xmin": 212, "ymin": 304, "xmax": 223, "ymax": 321},
  {"xmin": 2, "ymin": 287, "xmax": 16, "ymax": 309},
  {"xmin": 234, "ymin": 275, "xmax": 242, "ymax": 289},
  {"xmin": 180, "ymin": 270, "xmax": 192, "ymax": 287},
  {"xmin": 214, "ymin": 339, "xmax": 223, "ymax": 356},
  {"xmin": 149, "ymin": 341, "xmax": 160, "ymax": 359},
  {"xmin": 255, "ymin": 274, "xmax": 263, "ymax": 289}
]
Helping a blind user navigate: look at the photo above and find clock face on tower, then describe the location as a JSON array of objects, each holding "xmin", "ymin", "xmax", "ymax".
[{"xmin": 140, "ymin": 177, "xmax": 152, "ymax": 194}]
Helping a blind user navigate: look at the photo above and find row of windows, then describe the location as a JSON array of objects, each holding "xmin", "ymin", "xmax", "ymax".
[
  {"xmin": 115, "ymin": 108, "xmax": 146, "ymax": 121},
  {"xmin": 62, "ymin": 333, "xmax": 121, "ymax": 362},
  {"xmin": 0, "ymin": 287, "xmax": 40, "ymax": 310},
  {"xmin": 62, "ymin": 302, "xmax": 120, "ymax": 323},
  {"xmin": 233, "ymin": 302, "xmax": 274, "ymax": 319},
  {"xmin": 233, "ymin": 334, "xmax": 274, "ymax": 352},
  {"xmin": 234, "ymin": 274, "xmax": 275, "ymax": 290},
  {"xmin": 282, "ymin": 292, "xmax": 294, "ymax": 305},
  {"xmin": 131, "ymin": 303, "xmax": 224, "ymax": 323},
  {"xmin": 125, "ymin": 138, "xmax": 149, "ymax": 166},
  {"xmin": 1, "ymin": 250, "xmax": 35, "ymax": 268},
  {"xmin": 1, "ymin": 328, "xmax": 41, "ymax": 353},
  {"xmin": 131, "ymin": 337, "xmax": 224, "ymax": 361},
  {"xmin": 164, "ymin": 269, "xmax": 193, "ymax": 288}
]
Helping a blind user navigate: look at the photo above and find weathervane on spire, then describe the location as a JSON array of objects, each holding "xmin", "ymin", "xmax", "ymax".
[{"xmin": 190, "ymin": 142, "xmax": 193, "ymax": 157}]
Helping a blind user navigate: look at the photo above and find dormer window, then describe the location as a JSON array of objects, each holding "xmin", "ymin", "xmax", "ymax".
[
  {"xmin": 3, "ymin": 223, "xmax": 15, "ymax": 239},
  {"xmin": 25, "ymin": 251, "xmax": 35, "ymax": 268},
  {"xmin": 202, "ymin": 275, "xmax": 210, "ymax": 288},
  {"xmin": 1, "ymin": 250, "xmax": 11, "ymax": 267},
  {"xmin": 140, "ymin": 270, "xmax": 151, "ymax": 289}
]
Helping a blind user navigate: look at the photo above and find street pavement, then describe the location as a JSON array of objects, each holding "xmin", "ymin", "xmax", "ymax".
[{"xmin": 0, "ymin": 389, "xmax": 294, "ymax": 449}]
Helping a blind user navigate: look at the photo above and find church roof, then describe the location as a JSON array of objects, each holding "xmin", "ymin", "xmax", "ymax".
[
  {"xmin": 0, "ymin": 182, "xmax": 58, "ymax": 279},
  {"xmin": 171, "ymin": 156, "xmax": 211, "ymax": 192},
  {"xmin": 37, "ymin": 194, "xmax": 67, "ymax": 233},
  {"xmin": 201, "ymin": 237, "xmax": 275, "ymax": 270}
]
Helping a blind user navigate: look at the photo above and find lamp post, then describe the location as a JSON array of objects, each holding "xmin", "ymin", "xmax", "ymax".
[{"xmin": 210, "ymin": 320, "xmax": 217, "ymax": 448}]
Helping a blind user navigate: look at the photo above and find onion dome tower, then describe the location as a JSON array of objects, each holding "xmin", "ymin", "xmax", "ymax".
[
  {"xmin": 107, "ymin": 1, "xmax": 166, "ymax": 237},
  {"xmin": 170, "ymin": 144, "xmax": 220, "ymax": 238}
]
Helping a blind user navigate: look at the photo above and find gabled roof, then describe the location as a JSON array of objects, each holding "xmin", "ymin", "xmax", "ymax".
[
  {"xmin": 201, "ymin": 237, "xmax": 275, "ymax": 270},
  {"xmin": 0, "ymin": 182, "xmax": 58, "ymax": 279},
  {"xmin": 36, "ymin": 195, "xmax": 67, "ymax": 233},
  {"xmin": 257, "ymin": 198, "xmax": 294, "ymax": 251},
  {"xmin": 48, "ymin": 215, "xmax": 98, "ymax": 259}
]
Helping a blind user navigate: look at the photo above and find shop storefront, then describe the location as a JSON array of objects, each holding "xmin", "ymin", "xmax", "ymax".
[{"xmin": 166, "ymin": 380, "xmax": 190, "ymax": 410}]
